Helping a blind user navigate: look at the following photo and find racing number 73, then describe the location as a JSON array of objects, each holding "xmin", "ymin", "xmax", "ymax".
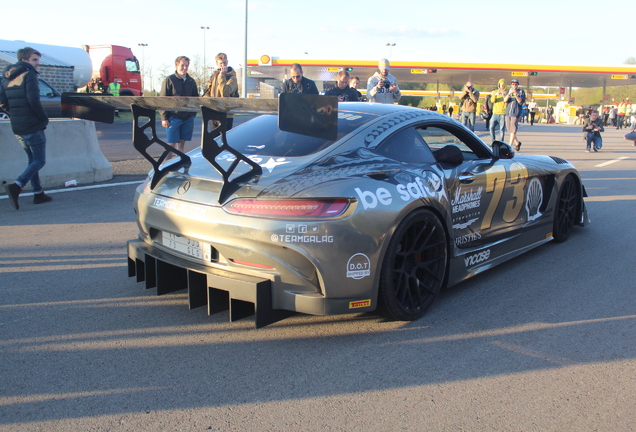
[{"xmin": 481, "ymin": 162, "xmax": 529, "ymax": 230}]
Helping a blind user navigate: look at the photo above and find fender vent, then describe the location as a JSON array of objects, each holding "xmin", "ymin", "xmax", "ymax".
[{"xmin": 550, "ymin": 156, "xmax": 569, "ymax": 164}]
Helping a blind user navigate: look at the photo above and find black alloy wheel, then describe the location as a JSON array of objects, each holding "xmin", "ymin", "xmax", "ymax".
[
  {"xmin": 553, "ymin": 175, "xmax": 579, "ymax": 243},
  {"xmin": 378, "ymin": 209, "xmax": 448, "ymax": 321}
]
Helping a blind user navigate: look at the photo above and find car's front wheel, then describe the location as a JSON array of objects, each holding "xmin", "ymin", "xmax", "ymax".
[
  {"xmin": 378, "ymin": 209, "xmax": 448, "ymax": 321},
  {"xmin": 553, "ymin": 174, "xmax": 579, "ymax": 243}
]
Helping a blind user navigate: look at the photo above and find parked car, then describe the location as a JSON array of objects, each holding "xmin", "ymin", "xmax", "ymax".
[
  {"xmin": 0, "ymin": 77, "xmax": 61, "ymax": 119},
  {"xmin": 60, "ymin": 94, "xmax": 590, "ymax": 327}
]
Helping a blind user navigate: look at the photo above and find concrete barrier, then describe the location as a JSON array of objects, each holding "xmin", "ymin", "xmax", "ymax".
[{"xmin": 1, "ymin": 119, "xmax": 112, "ymax": 191}]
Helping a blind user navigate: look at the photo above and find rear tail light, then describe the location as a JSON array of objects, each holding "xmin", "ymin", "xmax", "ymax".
[{"xmin": 224, "ymin": 198, "xmax": 350, "ymax": 218}]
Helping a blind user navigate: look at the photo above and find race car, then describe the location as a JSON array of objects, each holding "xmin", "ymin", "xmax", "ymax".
[{"xmin": 63, "ymin": 93, "xmax": 589, "ymax": 327}]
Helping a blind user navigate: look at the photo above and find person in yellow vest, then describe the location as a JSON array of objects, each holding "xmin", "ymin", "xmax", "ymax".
[
  {"xmin": 489, "ymin": 79, "xmax": 507, "ymax": 142},
  {"xmin": 108, "ymin": 77, "xmax": 121, "ymax": 117},
  {"xmin": 108, "ymin": 78, "xmax": 121, "ymax": 96},
  {"xmin": 613, "ymin": 97, "xmax": 628, "ymax": 130}
]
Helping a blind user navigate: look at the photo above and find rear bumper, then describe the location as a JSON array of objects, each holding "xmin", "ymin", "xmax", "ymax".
[{"xmin": 127, "ymin": 239, "xmax": 374, "ymax": 327}]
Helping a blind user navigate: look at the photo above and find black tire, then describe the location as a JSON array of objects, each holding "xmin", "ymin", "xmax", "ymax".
[
  {"xmin": 553, "ymin": 175, "xmax": 579, "ymax": 243},
  {"xmin": 378, "ymin": 209, "xmax": 447, "ymax": 321}
]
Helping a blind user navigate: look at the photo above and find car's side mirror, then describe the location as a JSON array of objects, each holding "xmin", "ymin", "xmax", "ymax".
[{"xmin": 492, "ymin": 140, "xmax": 514, "ymax": 159}]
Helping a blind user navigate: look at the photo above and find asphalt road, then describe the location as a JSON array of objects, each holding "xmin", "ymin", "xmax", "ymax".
[{"xmin": 1, "ymin": 121, "xmax": 635, "ymax": 431}]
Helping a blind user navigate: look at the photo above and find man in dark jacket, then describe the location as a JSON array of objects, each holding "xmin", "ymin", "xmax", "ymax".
[
  {"xmin": 582, "ymin": 110, "xmax": 604, "ymax": 152},
  {"xmin": 281, "ymin": 64, "xmax": 319, "ymax": 95},
  {"xmin": 160, "ymin": 56, "xmax": 199, "ymax": 154},
  {"xmin": 324, "ymin": 70, "xmax": 359, "ymax": 101},
  {"xmin": 0, "ymin": 47, "xmax": 52, "ymax": 210}
]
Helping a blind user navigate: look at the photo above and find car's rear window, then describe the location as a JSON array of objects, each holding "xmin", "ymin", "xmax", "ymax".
[{"xmin": 220, "ymin": 112, "xmax": 377, "ymax": 157}]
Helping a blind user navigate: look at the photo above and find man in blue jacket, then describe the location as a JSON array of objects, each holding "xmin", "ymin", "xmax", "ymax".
[{"xmin": 0, "ymin": 47, "xmax": 52, "ymax": 210}]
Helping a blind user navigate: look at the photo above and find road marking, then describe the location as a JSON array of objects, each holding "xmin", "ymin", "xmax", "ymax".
[
  {"xmin": 595, "ymin": 157, "xmax": 629, "ymax": 167},
  {"xmin": 0, "ymin": 180, "xmax": 144, "ymax": 199}
]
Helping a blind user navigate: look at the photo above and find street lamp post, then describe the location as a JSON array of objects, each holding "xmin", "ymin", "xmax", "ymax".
[
  {"xmin": 242, "ymin": 0, "xmax": 248, "ymax": 98},
  {"xmin": 137, "ymin": 43, "xmax": 148, "ymax": 93},
  {"xmin": 386, "ymin": 43, "xmax": 396, "ymax": 59},
  {"xmin": 201, "ymin": 26, "xmax": 210, "ymax": 78}
]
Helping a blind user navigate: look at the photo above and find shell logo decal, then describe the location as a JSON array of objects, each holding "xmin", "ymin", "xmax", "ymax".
[{"xmin": 526, "ymin": 178, "xmax": 543, "ymax": 221}]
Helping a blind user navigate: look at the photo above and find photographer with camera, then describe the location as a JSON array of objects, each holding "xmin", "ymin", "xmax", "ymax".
[
  {"xmin": 366, "ymin": 58, "xmax": 401, "ymax": 104},
  {"xmin": 203, "ymin": 52, "xmax": 239, "ymax": 130},
  {"xmin": 324, "ymin": 70, "xmax": 359, "ymax": 102},
  {"xmin": 504, "ymin": 78, "xmax": 526, "ymax": 151},
  {"xmin": 459, "ymin": 81, "xmax": 480, "ymax": 131},
  {"xmin": 583, "ymin": 110, "xmax": 604, "ymax": 152}
]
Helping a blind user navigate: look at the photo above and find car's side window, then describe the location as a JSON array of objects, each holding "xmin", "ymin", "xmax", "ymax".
[
  {"xmin": 38, "ymin": 80, "xmax": 56, "ymax": 98},
  {"xmin": 375, "ymin": 127, "xmax": 437, "ymax": 164},
  {"xmin": 416, "ymin": 125, "xmax": 491, "ymax": 161}
]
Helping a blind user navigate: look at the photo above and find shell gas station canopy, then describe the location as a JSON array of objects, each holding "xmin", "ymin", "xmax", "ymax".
[{"xmin": 247, "ymin": 58, "xmax": 636, "ymax": 92}]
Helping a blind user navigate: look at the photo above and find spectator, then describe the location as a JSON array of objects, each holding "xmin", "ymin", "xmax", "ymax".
[
  {"xmin": 160, "ymin": 56, "xmax": 199, "ymax": 155},
  {"xmin": 108, "ymin": 77, "xmax": 121, "ymax": 96},
  {"xmin": 528, "ymin": 98, "xmax": 538, "ymax": 125},
  {"xmin": 324, "ymin": 70, "xmax": 359, "ymax": 101},
  {"xmin": 614, "ymin": 98, "xmax": 628, "ymax": 129},
  {"xmin": 490, "ymin": 79, "xmax": 507, "ymax": 142},
  {"xmin": 602, "ymin": 106, "xmax": 610, "ymax": 125},
  {"xmin": 623, "ymin": 119, "xmax": 636, "ymax": 145},
  {"xmin": 366, "ymin": 58, "xmax": 401, "ymax": 104},
  {"xmin": 609, "ymin": 105, "xmax": 617, "ymax": 127},
  {"xmin": 0, "ymin": 47, "xmax": 52, "ymax": 210},
  {"xmin": 521, "ymin": 102, "xmax": 528, "ymax": 124},
  {"xmin": 582, "ymin": 109, "xmax": 604, "ymax": 152},
  {"xmin": 574, "ymin": 107, "xmax": 584, "ymax": 125},
  {"xmin": 349, "ymin": 76, "xmax": 363, "ymax": 101},
  {"xmin": 459, "ymin": 81, "xmax": 479, "ymax": 131},
  {"xmin": 482, "ymin": 92, "xmax": 493, "ymax": 130},
  {"xmin": 203, "ymin": 52, "xmax": 239, "ymax": 130},
  {"xmin": 108, "ymin": 76, "xmax": 121, "ymax": 117},
  {"xmin": 546, "ymin": 105, "xmax": 554, "ymax": 124},
  {"xmin": 504, "ymin": 78, "xmax": 526, "ymax": 151},
  {"xmin": 281, "ymin": 63, "xmax": 319, "ymax": 94}
]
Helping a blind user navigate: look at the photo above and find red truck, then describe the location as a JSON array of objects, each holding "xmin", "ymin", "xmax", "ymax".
[{"xmin": 82, "ymin": 45, "xmax": 143, "ymax": 96}]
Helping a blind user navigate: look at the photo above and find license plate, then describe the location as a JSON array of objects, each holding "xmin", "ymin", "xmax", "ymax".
[{"xmin": 161, "ymin": 232, "xmax": 212, "ymax": 262}]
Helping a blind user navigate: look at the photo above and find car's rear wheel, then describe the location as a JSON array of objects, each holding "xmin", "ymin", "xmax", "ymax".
[
  {"xmin": 553, "ymin": 174, "xmax": 579, "ymax": 243},
  {"xmin": 378, "ymin": 209, "xmax": 447, "ymax": 321}
]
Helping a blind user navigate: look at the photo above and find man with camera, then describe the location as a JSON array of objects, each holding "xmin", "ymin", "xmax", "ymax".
[
  {"xmin": 203, "ymin": 52, "xmax": 239, "ymax": 130},
  {"xmin": 504, "ymin": 78, "xmax": 526, "ymax": 151},
  {"xmin": 366, "ymin": 58, "xmax": 401, "ymax": 104},
  {"xmin": 459, "ymin": 81, "xmax": 480, "ymax": 131},
  {"xmin": 324, "ymin": 70, "xmax": 359, "ymax": 102}
]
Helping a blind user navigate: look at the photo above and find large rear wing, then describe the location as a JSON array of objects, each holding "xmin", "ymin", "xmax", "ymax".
[{"xmin": 61, "ymin": 94, "xmax": 338, "ymax": 202}]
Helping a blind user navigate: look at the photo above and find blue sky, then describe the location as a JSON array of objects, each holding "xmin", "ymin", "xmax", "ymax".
[{"xmin": 2, "ymin": 0, "xmax": 633, "ymax": 77}]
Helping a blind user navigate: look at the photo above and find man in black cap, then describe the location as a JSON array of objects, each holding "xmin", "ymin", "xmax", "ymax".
[{"xmin": 504, "ymin": 78, "xmax": 526, "ymax": 151}]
